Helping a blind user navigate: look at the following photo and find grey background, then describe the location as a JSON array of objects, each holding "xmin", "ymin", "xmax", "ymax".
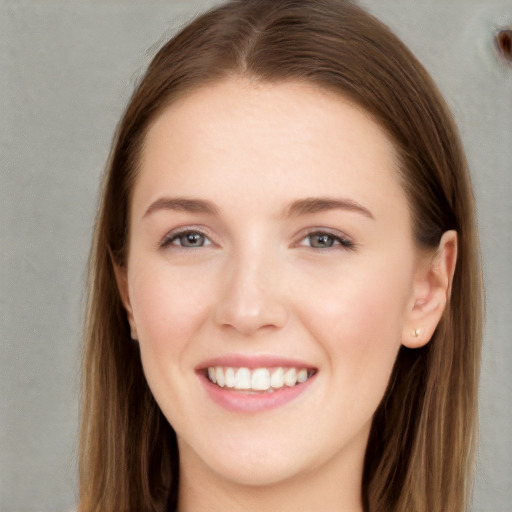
[{"xmin": 1, "ymin": 0, "xmax": 511, "ymax": 510}]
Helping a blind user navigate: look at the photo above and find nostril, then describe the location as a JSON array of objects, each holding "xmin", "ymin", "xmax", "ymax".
[{"xmin": 495, "ymin": 28, "xmax": 512, "ymax": 63}]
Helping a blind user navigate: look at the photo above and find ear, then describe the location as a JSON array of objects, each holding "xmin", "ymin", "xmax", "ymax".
[
  {"xmin": 113, "ymin": 262, "xmax": 138, "ymax": 341},
  {"xmin": 402, "ymin": 230, "xmax": 457, "ymax": 349}
]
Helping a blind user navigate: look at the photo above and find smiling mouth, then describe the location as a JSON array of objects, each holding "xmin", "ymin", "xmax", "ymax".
[{"xmin": 206, "ymin": 366, "xmax": 316, "ymax": 393}]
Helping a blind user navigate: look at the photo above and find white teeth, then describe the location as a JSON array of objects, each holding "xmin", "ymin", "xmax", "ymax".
[
  {"xmin": 297, "ymin": 368, "xmax": 308, "ymax": 383},
  {"xmin": 225, "ymin": 367, "xmax": 235, "ymax": 388},
  {"xmin": 284, "ymin": 368, "xmax": 297, "ymax": 387},
  {"xmin": 207, "ymin": 366, "xmax": 312, "ymax": 391},
  {"xmin": 234, "ymin": 368, "xmax": 251, "ymax": 389},
  {"xmin": 270, "ymin": 367, "xmax": 284, "ymax": 388},
  {"xmin": 215, "ymin": 366, "xmax": 225, "ymax": 387},
  {"xmin": 252, "ymin": 368, "xmax": 270, "ymax": 391}
]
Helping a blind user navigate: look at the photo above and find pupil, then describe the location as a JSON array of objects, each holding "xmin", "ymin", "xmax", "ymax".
[
  {"xmin": 184, "ymin": 233, "xmax": 203, "ymax": 246},
  {"xmin": 313, "ymin": 234, "xmax": 332, "ymax": 247}
]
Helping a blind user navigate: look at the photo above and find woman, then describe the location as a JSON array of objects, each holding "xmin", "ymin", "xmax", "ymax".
[{"xmin": 79, "ymin": 0, "xmax": 483, "ymax": 511}]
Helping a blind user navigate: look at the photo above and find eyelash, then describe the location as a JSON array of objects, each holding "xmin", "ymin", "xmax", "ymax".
[
  {"xmin": 160, "ymin": 228, "xmax": 354, "ymax": 251},
  {"xmin": 160, "ymin": 229, "xmax": 212, "ymax": 248},
  {"xmin": 299, "ymin": 230, "xmax": 355, "ymax": 250}
]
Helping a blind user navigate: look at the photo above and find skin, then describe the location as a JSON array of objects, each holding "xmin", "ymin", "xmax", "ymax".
[{"xmin": 116, "ymin": 78, "xmax": 457, "ymax": 512}]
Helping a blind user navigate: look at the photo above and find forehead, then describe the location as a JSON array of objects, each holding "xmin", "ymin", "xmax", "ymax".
[{"xmin": 134, "ymin": 78, "xmax": 408, "ymax": 222}]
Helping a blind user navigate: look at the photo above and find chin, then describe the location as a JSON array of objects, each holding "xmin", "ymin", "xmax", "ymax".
[{"xmin": 208, "ymin": 455, "xmax": 310, "ymax": 488}]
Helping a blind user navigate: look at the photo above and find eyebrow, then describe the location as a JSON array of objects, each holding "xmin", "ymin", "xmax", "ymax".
[
  {"xmin": 143, "ymin": 197, "xmax": 220, "ymax": 218},
  {"xmin": 284, "ymin": 197, "xmax": 375, "ymax": 220},
  {"xmin": 143, "ymin": 195, "xmax": 374, "ymax": 220}
]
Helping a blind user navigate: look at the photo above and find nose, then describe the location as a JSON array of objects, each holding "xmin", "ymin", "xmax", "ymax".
[{"xmin": 213, "ymin": 249, "xmax": 288, "ymax": 336}]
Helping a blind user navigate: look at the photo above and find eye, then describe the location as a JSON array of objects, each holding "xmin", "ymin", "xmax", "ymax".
[
  {"xmin": 161, "ymin": 230, "xmax": 212, "ymax": 248},
  {"xmin": 301, "ymin": 231, "xmax": 354, "ymax": 250}
]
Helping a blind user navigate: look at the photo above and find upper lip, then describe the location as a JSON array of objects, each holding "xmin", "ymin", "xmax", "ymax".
[{"xmin": 196, "ymin": 354, "xmax": 317, "ymax": 371}]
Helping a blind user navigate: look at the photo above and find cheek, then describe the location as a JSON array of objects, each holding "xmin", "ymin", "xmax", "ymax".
[
  {"xmin": 298, "ymin": 256, "xmax": 412, "ymax": 386},
  {"xmin": 128, "ymin": 263, "xmax": 213, "ymax": 357},
  {"xmin": 127, "ymin": 262, "xmax": 216, "ymax": 425}
]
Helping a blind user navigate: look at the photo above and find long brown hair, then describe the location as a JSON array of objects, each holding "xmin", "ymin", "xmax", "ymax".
[{"xmin": 80, "ymin": 1, "xmax": 483, "ymax": 510}]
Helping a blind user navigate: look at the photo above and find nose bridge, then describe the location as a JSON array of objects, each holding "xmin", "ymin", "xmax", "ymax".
[{"xmin": 214, "ymin": 238, "xmax": 287, "ymax": 335}]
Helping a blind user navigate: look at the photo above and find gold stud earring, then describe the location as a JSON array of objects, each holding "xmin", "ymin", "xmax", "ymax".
[{"xmin": 413, "ymin": 328, "xmax": 420, "ymax": 338}]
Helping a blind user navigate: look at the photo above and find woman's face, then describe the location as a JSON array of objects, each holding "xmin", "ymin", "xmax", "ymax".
[{"xmin": 120, "ymin": 78, "xmax": 424, "ymax": 491}]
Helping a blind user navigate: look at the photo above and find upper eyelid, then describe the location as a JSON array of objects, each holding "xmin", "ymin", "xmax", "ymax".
[
  {"xmin": 297, "ymin": 227, "xmax": 353, "ymax": 241},
  {"xmin": 158, "ymin": 225, "xmax": 354, "ymax": 247},
  {"xmin": 160, "ymin": 226, "xmax": 214, "ymax": 246},
  {"xmin": 296, "ymin": 228, "xmax": 356, "ymax": 250}
]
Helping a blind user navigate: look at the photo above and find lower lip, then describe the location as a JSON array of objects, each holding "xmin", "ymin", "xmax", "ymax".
[{"xmin": 199, "ymin": 373, "xmax": 316, "ymax": 413}]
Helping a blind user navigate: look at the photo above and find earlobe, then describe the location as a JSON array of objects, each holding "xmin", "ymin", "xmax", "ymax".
[
  {"xmin": 113, "ymin": 262, "xmax": 138, "ymax": 341},
  {"xmin": 402, "ymin": 230, "xmax": 457, "ymax": 349}
]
